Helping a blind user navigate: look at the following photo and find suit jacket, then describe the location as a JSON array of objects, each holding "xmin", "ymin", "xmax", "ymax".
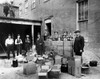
[
  {"xmin": 36, "ymin": 37, "xmax": 44, "ymax": 55},
  {"xmin": 73, "ymin": 35, "xmax": 84, "ymax": 54}
]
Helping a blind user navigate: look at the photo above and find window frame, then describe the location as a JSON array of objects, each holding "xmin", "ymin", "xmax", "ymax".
[
  {"xmin": 19, "ymin": 3, "xmax": 22, "ymax": 16},
  {"xmin": 78, "ymin": 0, "xmax": 88, "ymax": 21},
  {"xmin": 31, "ymin": 0, "xmax": 36, "ymax": 10},
  {"xmin": 76, "ymin": 0, "xmax": 88, "ymax": 30},
  {"xmin": 24, "ymin": 0, "xmax": 28, "ymax": 14}
]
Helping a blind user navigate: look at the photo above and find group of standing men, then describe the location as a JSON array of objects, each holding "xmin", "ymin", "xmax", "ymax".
[
  {"xmin": 35, "ymin": 30, "xmax": 85, "ymax": 58},
  {"xmin": 5, "ymin": 34, "xmax": 31, "ymax": 59},
  {"xmin": 5, "ymin": 30, "xmax": 85, "ymax": 61}
]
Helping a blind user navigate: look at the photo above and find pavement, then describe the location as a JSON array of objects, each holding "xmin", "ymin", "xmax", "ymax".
[{"xmin": 0, "ymin": 51, "xmax": 100, "ymax": 79}]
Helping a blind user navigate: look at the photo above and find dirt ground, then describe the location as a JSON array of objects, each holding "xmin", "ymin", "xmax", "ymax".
[{"xmin": 0, "ymin": 51, "xmax": 100, "ymax": 79}]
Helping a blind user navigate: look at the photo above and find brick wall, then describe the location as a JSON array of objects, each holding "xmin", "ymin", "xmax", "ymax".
[
  {"xmin": 33, "ymin": 0, "xmax": 76, "ymax": 34},
  {"xmin": 86, "ymin": 0, "xmax": 100, "ymax": 57},
  {"xmin": 15, "ymin": 0, "xmax": 76, "ymax": 34},
  {"xmin": 11, "ymin": 0, "xmax": 100, "ymax": 59}
]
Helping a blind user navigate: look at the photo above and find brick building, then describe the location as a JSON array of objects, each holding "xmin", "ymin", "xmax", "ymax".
[
  {"xmin": 13, "ymin": 0, "xmax": 76, "ymax": 34},
  {"xmin": 0, "ymin": 2, "xmax": 42, "ymax": 52},
  {"xmin": 77, "ymin": 0, "xmax": 100, "ymax": 58},
  {"xmin": 86, "ymin": 0, "xmax": 100, "ymax": 57},
  {"xmin": 13, "ymin": 0, "xmax": 100, "ymax": 57}
]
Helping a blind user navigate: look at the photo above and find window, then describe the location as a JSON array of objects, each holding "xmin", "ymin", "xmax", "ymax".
[
  {"xmin": 19, "ymin": 3, "xmax": 22, "ymax": 6},
  {"xmin": 19, "ymin": 3, "xmax": 22, "ymax": 16},
  {"xmin": 76, "ymin": 0, "xmax": 88, "ymax": 32},
  {"xmin": 78, "ymin": 0, "xmax": 88, "ymax": 21},
  {"xmin": 31, "ymin": 0, "xmax": 36, "ymax": 9},
  {"xmin": 25, "ymin": 0, "xmax": 28, "ymax": 13},
  {"xmin": 25, "ymin": 2, "xmax": 28, "ymax": 8},
  {"xmin": 45, "ymin": 19, "xmax": 51, "ymax": 35}
]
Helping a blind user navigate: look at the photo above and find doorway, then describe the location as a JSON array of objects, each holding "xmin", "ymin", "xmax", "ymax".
[
  {"xmin": 0, "ymin": 23, "xmax": 32, "ymax": 53},
  {"xmin": 45, "ymin": 19, "xmax": 51, "ymax": 36},
  {"xmin": 45, "ymin": 22, "xmax": 51, "ymax": 35},
  {"xmin": 34, "ymin": 25, "xmax": 41, "ymax": 44}
]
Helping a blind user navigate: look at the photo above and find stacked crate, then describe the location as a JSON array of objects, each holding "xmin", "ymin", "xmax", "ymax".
[
  {"xmin": 68, "ymin": 56, "xmax": 81, "ymax": 78},
  {"xmin": 57, "ymin": 41, "xmax": 63, "ymax": 56},
  {"xmin": 52, "ymin": 41, "xmax": 58, "ymax": 53},
  {"xmin": 64, "ymin": 40, "xmax": 73, "ymax": 58},
  {"xmin": 23, "ymin": 62, "xmax": 37, "ymax": 75},
  {"xmin": 48, "ymin": 65, "xmax": 61, "ymax": 79},
  {"xmin": 38, "ymin": 65, "xmax": 50, "ymax": 79},
  {"xmin": 55, "ymin": 55, "xmax": 62, "ymax": 65},
  {"xmin": 52, "ymin": 40, "xmax": 73, "ymax": 57}
]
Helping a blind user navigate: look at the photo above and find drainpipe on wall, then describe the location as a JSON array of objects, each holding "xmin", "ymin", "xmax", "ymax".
[
  {"xmin": 31, "ymin": 24, "xmax": 34, "ymax": 45},
  {"xmin": 76, "ymin": 2, "xmax": 79, "ymax": 30}
]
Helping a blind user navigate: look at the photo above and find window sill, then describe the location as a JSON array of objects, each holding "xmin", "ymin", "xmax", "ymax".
[{"xmin": 78, "ymin": 19, "xmax": 88, "ymax": 22}]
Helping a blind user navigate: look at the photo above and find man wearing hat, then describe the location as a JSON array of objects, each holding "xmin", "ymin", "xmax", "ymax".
[
  {"xmin": 36, "ymin": 33, "xmax": 44, "ymax": 55},
  {"xmin": 5, "ymin": 34, "xmax": 15, "ymax": 59},
  {"xmin": 25, "ymin": 35, "xmax": 31, "ymax": 54},
  {"xmin": 73, "ymin": 30, "xmax": 84, "ymax": 56}
]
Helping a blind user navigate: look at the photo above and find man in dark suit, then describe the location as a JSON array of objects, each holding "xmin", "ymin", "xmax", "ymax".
[
  {"xmin": 36, "ymin": 33, "xmax": 44, "ymax": 55},
  {"xmin": 73, "ymin": 30, "xmax": 84, "ymax": 56},
  {"xmin": 25, "ymin": 35, "xmax": 31, "ymax": 52}
]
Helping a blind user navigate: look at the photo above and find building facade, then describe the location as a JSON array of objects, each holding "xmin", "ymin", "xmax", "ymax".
[
  {"xmin": 13, "ymin": 0, "xmax": 100, "ymax": 57},
  {"xmin": 76, "ymin": 0, "xmax": 100, "ymax": 57},
  {"xmin": 0, "ymin": 1, "xmax": 42, "ymax": 52},
  {"xmin": 13, "ymin": 0, "xmax": 76, "ymax": 35},
  {"xmin": 86, "ymin": 0, "xmax": 100, "ymax": 56}
]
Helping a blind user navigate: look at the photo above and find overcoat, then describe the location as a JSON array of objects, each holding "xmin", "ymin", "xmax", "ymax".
[
  {"xmin": 73, "ymin": 36, "xmax": 84, "ymax": 56},
  {"xmin": 36, "ymin": 37, "xmax": 44, "ymax": 55}
]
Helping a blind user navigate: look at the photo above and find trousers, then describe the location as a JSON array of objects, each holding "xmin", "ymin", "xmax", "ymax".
[{"xmin": 7, "ymin": 45, "xmax": 15, "ymax": 59}]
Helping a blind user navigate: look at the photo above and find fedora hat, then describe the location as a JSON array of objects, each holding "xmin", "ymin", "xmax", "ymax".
[{"xmin": 74, "ymin": 30, "xmax": 80, "ymax": 33}]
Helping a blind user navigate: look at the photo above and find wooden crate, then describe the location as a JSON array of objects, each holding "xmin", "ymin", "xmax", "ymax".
[
  {"xmin": 68, "ymin": 56, "xmax": 81, "ymax": 78},
  {"xmin": 48, "ymin": 65, "xmax": 61, "ymax": 78},
  {"xmin": 55, "ymin": 55, "xmax": 62, "ymax": 65},
  {"xmin": 38, "ymin": 71, "xmax": 48, "ymax": 79},
  {"xmin": 23, "ymin": 62, "xmax": 37, "ymax": 75}
]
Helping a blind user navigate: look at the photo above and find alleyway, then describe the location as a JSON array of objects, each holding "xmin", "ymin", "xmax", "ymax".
[{"xmin": 0, "ymin": 0, "xmax": 100, "ymax": 79}]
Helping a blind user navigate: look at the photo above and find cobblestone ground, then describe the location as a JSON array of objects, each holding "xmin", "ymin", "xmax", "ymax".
[{"xmin": 0, "ymin": 51, "xmax": 100, "ymax": 79}]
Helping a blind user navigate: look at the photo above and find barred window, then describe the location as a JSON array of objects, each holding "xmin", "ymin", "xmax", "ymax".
[
  {"xmin": 76, "ymin": 0, "xmax": 88, "ymax": 32},
  {"xmin": 78, "ymin": 0, "xmax": 88, "ymax": 21}
]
